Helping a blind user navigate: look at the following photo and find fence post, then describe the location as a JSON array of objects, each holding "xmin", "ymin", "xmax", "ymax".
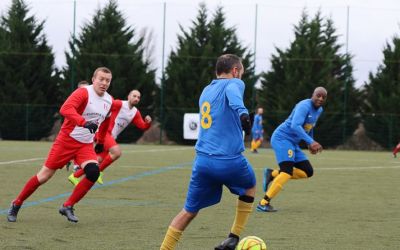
[{"xmin": 25, "ymin": 103, "xmax": 29, "ymax": 140}]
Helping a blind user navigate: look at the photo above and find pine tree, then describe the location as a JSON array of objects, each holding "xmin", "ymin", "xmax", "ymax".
[
  {"xmin": 0, "ymin": 0, "xmax": 59, "ymax": 140},
  {"xmin": 161, "ymin": 4, "xmax": 256, "ymax": 143},
  {"xmin": 259, "ymin": 11, "xmax": 359, "ymax": 147},
  {"xmin": 62, "ymin": 0, "xmax": 156, "ymax": 142},
  {"xmin": 362, "ymin": 34, "xmax": 400, "ymax": 148}
]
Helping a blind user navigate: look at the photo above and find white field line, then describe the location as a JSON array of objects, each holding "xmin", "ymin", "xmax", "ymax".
[
  {"xmin": 0, "ymin": 157, "xmax": 45, "ymax": 165},
  {"xmin": 316, "ymin": 165, "xmax": 400, "ymax": 170},
  {"xmin": 118, "ymin": 165, "xmax": 400, "ymax": 171},
  {"xmin": 123, "ymin": 147, "xmax": 192, "ymax": 153},
  {"xmin": 0, "ymin": 147, "xmax": 192, "ymax": 166},
  {"xmin": 253, "ymin": 165, "xmax": 400, "ymax": 171}
]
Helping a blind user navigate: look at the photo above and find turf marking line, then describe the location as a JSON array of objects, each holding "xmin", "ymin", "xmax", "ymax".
[
  {"xmin": 0, "ymin": 162, "xmax": 192, "ymax": 215},
  {"xmin": 0, "ymin": 158, "xmax": 45, "ymax": 165},
  {"xmin": 0, "ymin": 148, "xmax": 192, "ymax": 166},
  {"xmin": 123, "ymin": 147, "xmax": 192, "ymax": 153}
]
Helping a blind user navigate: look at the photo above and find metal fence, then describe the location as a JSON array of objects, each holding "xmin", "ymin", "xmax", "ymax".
[{"xmin": 0, "ymin": 104, "xmax": 398, "ymax": 150}]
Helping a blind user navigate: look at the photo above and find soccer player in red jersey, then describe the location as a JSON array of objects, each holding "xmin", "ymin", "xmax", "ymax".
[
  {"xmin": 68, "ymin": 89, "xmax": 152, "ymax": 185},
  {"xmin": 7, "ymin": 67, "xmax": 114, "ymax": 223}
]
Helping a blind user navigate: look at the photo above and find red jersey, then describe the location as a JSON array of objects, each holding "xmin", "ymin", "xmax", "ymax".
[
  {"xmin": 107, "ymin": 100, "xmax": 151, "ymax": 139},
  {"xmin": 59, "ymin": 85, "xmax": 113, "ymax": 143}
]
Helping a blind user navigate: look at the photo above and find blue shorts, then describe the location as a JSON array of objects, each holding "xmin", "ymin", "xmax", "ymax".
[
  {"xmin": 184, "ymin": 153, "xmax": 256, "ymax": 213},
  {"xmin": 252, "ymin": 131, "xmax": 263, "ymax": 140},
  {"xmin": 271, "ymin": 133, "xmax": 308, "ymax": 164}
]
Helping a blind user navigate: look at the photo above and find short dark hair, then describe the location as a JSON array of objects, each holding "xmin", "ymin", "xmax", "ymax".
[
  {"xmin": 215, "ymin": 54, "xmax": 242, "ymax": 75},
  {"xmin": 77, "ymin": 80, "xmax": 89, "ymax": 88},
  {"xmin": 93, "ymin": 67, "xmax": 112, "ymax": 78}
]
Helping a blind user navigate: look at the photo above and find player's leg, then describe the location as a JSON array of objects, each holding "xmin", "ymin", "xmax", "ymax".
[
  {"xmin": 160, "ymin": 209, "xmax": 198, "ymax": 250},
  {"xmin": 292, "ymin": 160, "xmax": 313, "ymax": 179},
  {"xmin": 61, "ymin": 161, "xmax": 99, "ymax": 223},
  {"xmin": 253, "ymin": 133, "xmax": 263, "ymax": 152},
  {"xmin": 7, "ymin": 166, "xmax": 57, "ymax": 222},
  {"xmin": 257, "ymin": 137, "xmax": 295, "ymax": 212},
  {"xmin": 61, "ymin": 144, "xmax": 99, "ymax": 222},
  {"xmin": 393, "ymin": 143, "xmax": 400, "ymax": 157},
  {"xmin": 215, "ymin": 156, "xmax": 256, "ymax": 250},
  {"xmin": 262, "ymin": 168, "xmax": 279, "ymax": 192},
  {"xmin": 161, "ymin": 154, "xmax": 220, "ymax": 250},
  {"xmin": 250, "ymin": 131, "xmax": 257, "ymax": 153},
  {"xmin": 69, "ymin": 135, "xmax": 117, "ymax": 185},
  {"xmin": 7, "ymin": 138, "xmax": 73, "ymax": 222},
  {"xmin": 250, "ymin": 140, "xmax": 257, "ymax": 153}
]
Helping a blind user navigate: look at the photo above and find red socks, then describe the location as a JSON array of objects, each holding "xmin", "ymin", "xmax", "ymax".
[
  {"xmin": 14, "ymin": 175, "xmax": 41, "ymax": 206},
  {"xmin": 64, "ymin": 178, "xmax": 95, "ymax": 207},
  {"xmin": 99, "ymin": 154, "xmax": 114, "ymax": 172}
]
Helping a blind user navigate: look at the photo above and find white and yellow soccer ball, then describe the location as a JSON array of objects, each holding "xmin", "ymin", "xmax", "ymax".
[{"xmin": 236, "ymin": 236, "xmax": 267, "ymax": 250}]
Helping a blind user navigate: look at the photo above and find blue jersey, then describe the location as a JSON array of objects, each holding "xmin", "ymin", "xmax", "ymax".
[
  {"xmin": 252, "ymin": 114, "xmax": 263, "ymax": 132},
  {"xmin": 195, "ymin": 78, "xmax": 248, "ymax": 156},
  {"xmin": 273, "ymin": 99, "xmax": 323, "ymax": 145}
]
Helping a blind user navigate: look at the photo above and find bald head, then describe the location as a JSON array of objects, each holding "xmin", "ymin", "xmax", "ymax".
[
  {"xmin": 311, "ymin": 87, "xmax": 327, "ymax": 108},
  {"xmin": 128, "ymin": 89, "xmax": 141, "ymax": 107}
]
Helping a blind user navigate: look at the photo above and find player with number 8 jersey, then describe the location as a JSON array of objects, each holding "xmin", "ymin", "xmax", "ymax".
[{"xmin": 161, "ymin": 54, "xmax": 256, "ymax": 250}]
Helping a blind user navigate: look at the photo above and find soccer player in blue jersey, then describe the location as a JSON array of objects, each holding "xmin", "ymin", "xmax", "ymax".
[
  {"xmin": 257, "ymin": 87, "xmax": 327, "ymax": 212},
  {"xmin": 160, "ymin": 54, "xmax": 256, "ymax": 250},
  {"xmin": 250, "ymin": 107, "xmax": 264, "ymax": 153}
]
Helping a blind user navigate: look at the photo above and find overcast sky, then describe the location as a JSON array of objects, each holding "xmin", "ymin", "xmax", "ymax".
[{"xmin": 1, "ymin": 0, "xmax": 400, "ymax": 88}]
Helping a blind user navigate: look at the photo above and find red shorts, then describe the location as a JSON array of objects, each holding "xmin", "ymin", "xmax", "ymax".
[
  {"xmin": 95, "ymin": 133, "xmax": 118, "ymax": 159},
  {"xmin": 44, "ymin": 134, "xmax": 97, "ymax": 169}
]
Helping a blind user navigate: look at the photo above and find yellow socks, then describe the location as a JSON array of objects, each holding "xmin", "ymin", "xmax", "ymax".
[
  {"xmin": 292, "ymin": 168, "xmax": 308, "ymax": 179},
  {"xmin": 160, "ymin": 226, "xmax": 183, "ymax": 250},
  {"xmin": 231, "ymin": 197, "xmax": 254, "ymax": 236},
  {"xmin": 255, "ymin": 140, "xmax": 262, "ymax": 149},
  {"xmin": 259, "ymin": 172, "xmax": 292, "ymax": 206},
  {"xmin": 251, "ymin": 140, "xmax": 262, "ymax": 151},
  {"xmin": 251, "ymin": 140, "xmax": 256, "ymax": 151}
]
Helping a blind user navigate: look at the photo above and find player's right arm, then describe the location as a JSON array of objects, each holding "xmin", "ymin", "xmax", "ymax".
[{"xmin": 59, "ymin": 87, "xmax": 88, "ymax": 126}]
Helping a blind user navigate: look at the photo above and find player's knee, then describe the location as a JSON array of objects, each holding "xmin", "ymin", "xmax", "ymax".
[
  {"xmin": 84, "ymin": 162, "xmax": 100, "ymax": 182},
  {"xmin": 295, "ymin": 160, "xmax": 313, "ymax": 177},
  {"xmin": 239, "ymin": 195, "xmax": 255, "ymax": 203},
  {"xmin": 305, "ymin": 167, "xmax": 313, "ymax": 177},
  {"xmin": 114, "ymin": 150, "xmax": 122, "ymax": 159},
  {"xmin": 110, "ymin": 148, "xmax": 122, "ymax": 159},
  {"xmin": 279, "ymin": 161, "xmax": 294, "ymax": 176}
]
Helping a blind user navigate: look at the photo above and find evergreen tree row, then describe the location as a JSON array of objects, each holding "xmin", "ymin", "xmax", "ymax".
[{"xmin": 0, "ymin": 0, "xmax": 399, "ymax": 148}]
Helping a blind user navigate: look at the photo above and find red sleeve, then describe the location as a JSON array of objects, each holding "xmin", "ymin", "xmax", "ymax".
[
  {"xmin": 96, "ymin": 98, "xmax": 118, "ymax": 144},
  {"xmin": 131, "ymin": 110, "xmax": 151, "ymax": 130},
  {"xmin": 96, "ymin": 117, "xmax": 109, "ymax": 144},
  {"xmin": 59, "ymin": 88, "xmax": 87, "ymax": 126}
]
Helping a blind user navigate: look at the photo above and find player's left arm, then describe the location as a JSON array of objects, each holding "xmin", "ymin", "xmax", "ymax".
[
  {"xmin": 96, "ymin": 98, "xmax": 115, "ymax": 144},
  {"xmin": 132, "ymin": 110, "xmax": 152, "ymax": 131},
  {"xmin": 226, "ymin": 80, "xmax": 251, "ymax": 134},
  {"xmin": 226, "ymin": 79, "xmax": 248, "ymax": 116}
]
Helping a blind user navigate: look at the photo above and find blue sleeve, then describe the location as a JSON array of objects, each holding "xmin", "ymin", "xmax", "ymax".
[
  {"xmin": 290, "ymin": 103, "xmax": 314, "ymax": 145},
  {"xmin": 226, "ymin": 80, "xmax": 248, "ymax": 116}
]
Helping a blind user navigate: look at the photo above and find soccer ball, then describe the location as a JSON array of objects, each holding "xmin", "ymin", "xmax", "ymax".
[{"xmin": 236, "ymin": 236, "xmax": 267, "ymax": 250}]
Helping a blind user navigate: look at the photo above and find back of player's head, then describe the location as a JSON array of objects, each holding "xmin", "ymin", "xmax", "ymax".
[
  {"xmin": 93, "ymin": 67, "xmax": 112, "ymax": 78},
  {"xmin": 216, "ymin": 54, "xmax": 242, "ymax": 75},
  {"xmin": 77, "ymin": 80, "xmax": 89, "ymax": 88}
]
